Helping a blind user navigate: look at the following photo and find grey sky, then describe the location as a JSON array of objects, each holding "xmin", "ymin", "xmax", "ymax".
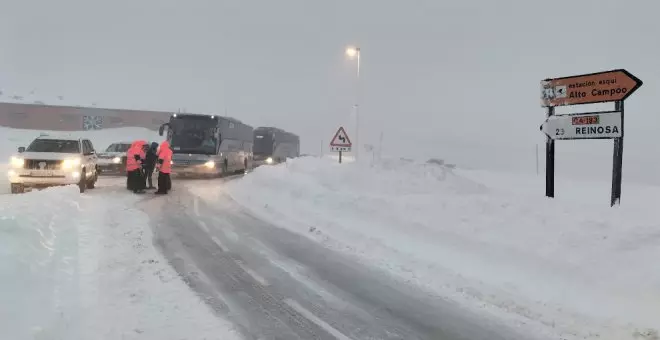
[{"xmin": 1, "ymin": 0, "xmax": 659, "ymax": 183}]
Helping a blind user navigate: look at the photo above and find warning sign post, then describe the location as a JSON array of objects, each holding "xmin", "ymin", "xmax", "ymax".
[
  {"xmin": 329, "ymin": 126, "xmax": 352, "ymax": 164},
  {"xmin": 539, "ymin": 69, "xmax": 642, "ymax": 206}
]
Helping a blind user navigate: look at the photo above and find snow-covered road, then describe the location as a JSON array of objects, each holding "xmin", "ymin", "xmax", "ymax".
[
  {"xmin": 0, "ymin": 177, "xmax": 241, "ymax": 340},
  {"xmin": 141, "ymin": 177, "xmax": 530, "ymax": 340}
]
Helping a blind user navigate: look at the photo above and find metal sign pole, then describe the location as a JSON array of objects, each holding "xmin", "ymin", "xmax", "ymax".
[
  {"xmin": 611, "ymin": 100, "xmax": 624, "ymax": 206},
  {"xmin": 545, "ymin": 106, "xmax": 555, "ymax": 198}
]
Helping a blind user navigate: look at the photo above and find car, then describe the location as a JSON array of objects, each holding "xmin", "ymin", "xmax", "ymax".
[
  {"xmin": 97, "ymin": 141, "xmax": 132, "ymax": 175},
  {"xmin": 7, "ymin": 135, "xmax": 100, "ymax": 194}
]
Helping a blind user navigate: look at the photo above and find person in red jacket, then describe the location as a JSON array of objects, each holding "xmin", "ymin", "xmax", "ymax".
[
  {"xmin": 126, "ymin": 140, "xmax": 147, "ymax": 193},
  {"xmin": 155, "ymin": 141, "xmax": 172, "ymax": 194}
]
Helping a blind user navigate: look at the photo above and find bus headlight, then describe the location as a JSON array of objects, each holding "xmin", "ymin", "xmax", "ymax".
[
  {"xmin": 266, "ymin": 157, "xmax": 273, "ymax": 164},
  {"xmin": 204, "ymin": 161, "xmax": 215, "ymax": 168},
  {"xmin": 62, "ymin": 158, "xmax": 81, "ymax": 170},
  {"xmin": 10, "ymin": 156, "xmax": 24, "ymax": 168},
  {"xmin": 112, "ymin": 157, "xmax": 121, "ymax": 164}
]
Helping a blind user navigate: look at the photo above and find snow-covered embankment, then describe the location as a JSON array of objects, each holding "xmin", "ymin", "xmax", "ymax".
[
  {"xmin": 226, "ymin": 157, "xmax": 660, "ymax": 340},
  {"xmin": 0, "ymin": 186, "xmax": 240, "ymax": 339}
]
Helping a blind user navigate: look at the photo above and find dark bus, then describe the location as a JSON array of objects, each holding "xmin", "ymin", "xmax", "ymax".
[
  {"xmin": 159, "ymin": 113, "xmax": 253, "ymax": 176},
  {"xmin": 253, "ymin": 126, "xmax": 300, "ymax": 166}
]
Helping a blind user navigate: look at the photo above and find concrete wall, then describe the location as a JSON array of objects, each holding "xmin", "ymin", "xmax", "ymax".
[{"xmin": 0, "ymin": 102, "xmax": 172, "ymax": 131}]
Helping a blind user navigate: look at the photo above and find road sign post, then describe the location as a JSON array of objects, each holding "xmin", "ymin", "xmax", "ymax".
[
  {"xmin": 611, "ymin": 101, "xmax": 624, "ymax": 206},
  {"xmin": 330, "ymin": 126, "xmax": 352, "ymax": 164},
  {"xmin": 545, "ymin": 107, "xmax": 555, "ymax": 198},
  {"xmin": 539, "ymin": 69, "xmax": 642, "ymax": 206}
]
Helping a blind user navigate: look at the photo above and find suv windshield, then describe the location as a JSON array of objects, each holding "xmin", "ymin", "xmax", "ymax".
[
  {"xmin": 105, "ymin": 143, "xmax": 131, "ymax": 152},
  {"xmin": 26, "ymin": 139, "xmax": 80, "ymax": 153}
]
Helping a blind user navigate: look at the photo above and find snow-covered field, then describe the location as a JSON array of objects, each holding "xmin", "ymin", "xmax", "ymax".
[
  {"xmin": 0, "ymin": 126, "xmax": 162, "ymax": 194},
  {"xmin": 226, "ymin": 157, "xmax": 660, "ymax": 340},
  {"xmin": 0, "ymin": 183, "xmax": 240, "ymax": 340}
]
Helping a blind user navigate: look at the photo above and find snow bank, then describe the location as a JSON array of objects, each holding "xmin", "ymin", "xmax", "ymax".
[
  {"xmin": 0, "ymin": 185, "xmax": 240, "ymax": 339},
  {"xmin": 0, "ymin": 126, "xmax": 162, "ymax": 194},
  {"xmin": 226, "ymin": 157, "xmax": 660, "ymax": 340}
]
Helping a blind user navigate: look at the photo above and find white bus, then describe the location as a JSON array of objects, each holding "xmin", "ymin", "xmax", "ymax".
[{"xmin": 158, "ymin": 113, "xmax": 253, "ymax": 177}]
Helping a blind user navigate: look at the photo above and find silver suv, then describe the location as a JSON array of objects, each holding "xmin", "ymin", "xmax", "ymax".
[{"xmin": 7, "ymin": 135, "xmax": 100, "ymax": 194}]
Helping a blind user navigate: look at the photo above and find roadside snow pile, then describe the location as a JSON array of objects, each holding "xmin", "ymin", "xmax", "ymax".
[
  {"xmin": 227, "ymin": 156, "xmax": 660, "ymax": 340},
  {"xmin": 456, "ymin": 168, "xmax": 660, "ymax": 208},
  {"xmin": 0, "ymin": 185, "xmax": 240, "ymax": 339},
  {"xmin": 0, "ymin": 126, "xmax": 161, "ymax": 194}
]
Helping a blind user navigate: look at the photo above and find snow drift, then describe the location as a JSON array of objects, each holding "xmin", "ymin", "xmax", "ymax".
[
  {"xmin": 0, "ymin": 184, "xmax": 240, "ymax": 339},
  {"xmin": 226, "ymin": 157, "xmax": 660, "ymax": 340}
]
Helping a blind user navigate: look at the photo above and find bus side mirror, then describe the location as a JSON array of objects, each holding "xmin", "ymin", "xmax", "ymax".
[
  {"xmin": 158, "ymin": 125, "xmax": 165, "ymax": 136},
  {"xmin": 18, "ymin": 147, "xmax": 25, "ymax": 153}
]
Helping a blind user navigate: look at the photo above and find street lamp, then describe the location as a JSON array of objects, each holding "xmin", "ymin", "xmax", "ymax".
[{"xmin": 345, "ymin": 46, "xmax": 360, "ymax": 161}]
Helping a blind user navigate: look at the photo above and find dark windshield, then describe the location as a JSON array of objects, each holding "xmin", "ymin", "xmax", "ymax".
[
  {"xmin": 105, "ymin": 143, "xmax": 131, "ymax": 152},
  {"xmin": 170, "ymin": 117, "xmax": 217, "ymax": 154},
  {"xmin": 27, "ymin": 139, "xmax": 80, "ymax": 153},
  {"xmin": 253, "ymin": 133, "xmax": 274, "ymax": 156}
]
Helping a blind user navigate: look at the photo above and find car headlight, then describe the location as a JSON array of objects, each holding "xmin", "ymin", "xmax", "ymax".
[
  {"xmin": 265, "ymin": 157, "xmax": 273, "ymax": 164},
  {"xmin": 112, "ymin": 157, "xmax": 121, "ymax": 164},
  {"xmin": 62, "ymin": 158, "xmax": 81, "ymax": 170},
  {"xmin": 10, "ymin": 156, "xmax": 24, "ymax": 168},
  {"xmin": 204, "ymin": 160, "xmax": 215, "ymax": 168}
]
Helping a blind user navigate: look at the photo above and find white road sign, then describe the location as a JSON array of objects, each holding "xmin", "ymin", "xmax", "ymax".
[
  {"xmin": 331, "ymin": 146, "xmax": 352, "ymax": 152},
  {"xmin": 330, "ymin": 126, "xmax": 352, "ymax": 152},
  {"xmin": 540, "ymin": 111, "xmax": 622, "ymax": 140}
]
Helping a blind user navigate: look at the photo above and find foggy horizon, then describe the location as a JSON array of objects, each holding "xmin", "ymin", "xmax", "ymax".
[{"xmin": 2, "ymin": 0, "xmax": 659, "ymax": 184}]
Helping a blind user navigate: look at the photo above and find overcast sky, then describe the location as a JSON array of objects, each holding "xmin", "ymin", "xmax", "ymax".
[{"xmin": 1, "ymin": 0, "xmax": 659, "ymax": 184}]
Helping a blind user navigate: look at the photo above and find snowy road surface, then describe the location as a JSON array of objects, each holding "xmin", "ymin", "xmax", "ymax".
[
  {"xmin": 139, "ymin": 178, "xmax": 529, "ymax": 340},
  {"xmin": 1, "ymin": 176, "xmax": 241, "ymax": 340}
]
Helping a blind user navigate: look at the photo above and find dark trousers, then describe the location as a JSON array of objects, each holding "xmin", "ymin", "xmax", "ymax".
[
  {"xmin": 128, "ymin": 169, "xmax": 145, "ymax": 192},
  {"xmin": 145, "ymin": 167, "xmax": 155, "ymax": 188},
  {"xmin": 156, "ymin": 172, "xmax": 171, "ymax": 193}
]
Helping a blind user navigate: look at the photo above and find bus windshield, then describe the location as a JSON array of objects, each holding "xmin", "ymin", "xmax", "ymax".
[
  {"xmin": 253, "ymin": 133, "xmax": 274, "ymax": 156},
  {"xmin": 169, "ymin": 117, "xmax": 218, "ymax": 154}
]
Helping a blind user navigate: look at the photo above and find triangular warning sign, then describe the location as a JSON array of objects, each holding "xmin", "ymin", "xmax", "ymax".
[{"xmin": 330, "ymin": 126, "xmax": 352, "ymax": 147}]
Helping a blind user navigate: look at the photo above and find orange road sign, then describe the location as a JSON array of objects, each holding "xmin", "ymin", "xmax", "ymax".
[{"xmin": 541, "ymin": 69, "xmax": 642, "ymax": 107}]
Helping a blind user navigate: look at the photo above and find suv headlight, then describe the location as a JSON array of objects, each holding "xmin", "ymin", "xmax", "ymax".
[
  {"xmin": 266, "ymin": 157, "xmax": 273, "ymax": 164},
  {"xmin": 62, "ymin": 158, "xmax": 81, "ymax": 170},
  {"xmin": 112, "ymin": 157, "xmax": 121, "ymax": 164},
  {"xmin": 10, "ymin": 156, "xmax": 24, "ymax": 168},
  {"xmin": 204, "ymin": 160, "xmax": 215, "ymax": 168}
]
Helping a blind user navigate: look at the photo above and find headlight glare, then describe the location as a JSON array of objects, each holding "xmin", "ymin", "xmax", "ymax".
[
  {"xmin": 266, "ymin": 157, "xmax": 273, "ymax": 164},
  {"xmin": 112, "ymin": 157, "xmax": 121, "ymax": 164},
  {"xmin": 62, "ymin": 158, "xmax": 81, "ymax": 170},
  {"xmin": 10, "ymin": 156, "xmax": 24, "ymax": 168},
  {"xmin": 204, "ymin": 161, "xmax": 215, "ymax": 168}
]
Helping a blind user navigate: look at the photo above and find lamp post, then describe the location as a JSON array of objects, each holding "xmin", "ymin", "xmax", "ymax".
[{"xmin": 345, "ymin": 46, "xmax": 360, "ymax": 161}]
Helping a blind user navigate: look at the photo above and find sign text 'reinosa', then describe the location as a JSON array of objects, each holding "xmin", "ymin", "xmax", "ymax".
[{"xmin": 540, "ymin": 111, "xmax": 622, "ymax": 140}]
